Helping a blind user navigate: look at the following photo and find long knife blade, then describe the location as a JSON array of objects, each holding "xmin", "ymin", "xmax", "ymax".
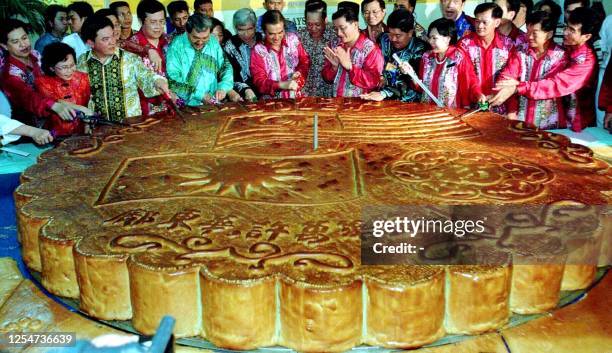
[{"xmin": 393, "ymin": 53, "xmax": 444, "ymax": 108}]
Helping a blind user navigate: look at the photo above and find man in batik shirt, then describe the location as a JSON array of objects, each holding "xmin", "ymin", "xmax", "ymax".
[
  {"xmin": 224, "ymin": 8, "xmax": 261, "ymax": 101},
  {"xmin": 458, "ymin": 2, "xmax": 514, "ymax": 112},
  {"xmin": 440, "ymin": 0, "xmax": 475, "ymax": 38},
  {"xmin": 167, "ymin": 14, "xmax": 234, "ymax": 106},
  {"xmin": 298, "ymin": 0, "xmax": 335, "ymax": 97},
  {"xmin": 361, "ymin": 9, "xmax": 428, "ymax": 102},
  {"xmin": 77, "ymin": 15, "xmax": 171, "ymax": 121},
  {"xmin": 495, "ymin": 0, "xmax": 528, "ymax": 50},
  {"xmin": 394, "ymin": 0, "xmax": 428, "ymax": 41}
]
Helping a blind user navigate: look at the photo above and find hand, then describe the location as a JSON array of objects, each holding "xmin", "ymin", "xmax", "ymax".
[
  {"xmin": 51, "ymin": 101, "xmax": 76, "ymax": 121},
  {"xmin": 398, "ymin": 61, "xmax": 415, "ymax": 77},
  {"xmin": 334, "ymin": 47, "xmax": 352, "ymax": 71},
  {"xmin": 61, "ymin": 101, "xmax": 93, "ymax": 116},
  {"xmin": 244, "ymin": 89, "xmax": 257, "ymax": 102},
  {"xmin": 154, "ymin": 78, "xmax": 171, "ymax": 96},
  {"xmin": 30, "ymin": 127, "xmax": 53, "ymax": 145},
  {"xmin": 227, "ymin": 90, "xmax": 243, "ymax": 102},
  {"xmin": 215, "ymin": 90, "xmax": 227, "ymax": 102},
  {"xmin": 360, "ymin": 91, "xmax": 385, "ymax": 101},
  {"xmin": 323, "ymin": 46, "xmax": 339, "ymax": 67},
  {"xmin": 148, "ymin": 49, "xmax": 163, "ymax": 72},
  {"xmin": 489, "ymin": 86, "xmax": 516, "ymax": 107},
  {"xmin": 495, "ymin": 78, "xmax": 519, "ymax": 88},
  {"xmin": 478, "ymin": 94, "xmax": 488, "ymax": 104},
  {"xmin": 279, "ymin": 80, "xmax": 298, "ymax": 91},
  {"xmin": 604, "ymin": 112, "xmax": 612, "ymax": 131}
]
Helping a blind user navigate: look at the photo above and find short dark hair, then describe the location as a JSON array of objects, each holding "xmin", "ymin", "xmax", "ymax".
[
  {"xmin": 526, "ymin": 10, "xmax": 557, "ymax": 32},
  {"xmin": 305, "ymin": 0, "xmax": 327, "ymax": 20},
  {"xmin": 387, "ymin": 9, "xmax": 414, "ymax": 33},
  {"xmin": 95, "ymin": 8, "xmax": 117, "ymax": 20},
  {"xmin": 194, "ymin": 0, "xmax": 212, "ymax": 7},
  {"xmin": 168, "ymin": 1, "xmax": 189, "ymax": 18},
  {"xmin": 474, "ymin": 2, "xmax": 503, "ymax": 19},
  {"xmin": 360, "ymin": 0, "xmax": 385, "ymax": 13},
  {"xmin": 41, "ymin": 42, "xmax": 76, "ymax": 76},
  {"xmin": 337, "ymin": 1, "xmax": 360, "ymax": 15},
  {"xmin": 428, "ymin": 18, "xmax": 457, "ymax": 44},
  {"xmin": 0, "ymin": 19, "xmax": 29, "ymax": 44},
  {"xmin": 261, "ymin": 10, "xmax": 285, "ymax": 31},
  {"xmin": 520, "ymin": 0, "xmax": 534, "ymax": 15},
  {"xmin": 67, "ymin": 2, "xmax": 94, "ymax": 19},
  {"xmin": 185, "ymin": 13, "xmax": 213, "ymax": 33},
  {"xmin": 563, "ymin": 0, "xmax": 589, "ymax": 10},
  {"xmin": 533, "ymin": 0, "xmax": 562, "ymax": 24},
  {"xmin": 567, "ymin": 7, "xmax": 599, "ymax": 38},
  {"xmin": 501, "ymin": 0, "xmax": 522, "ymax": 16},
  {"xmin": 136, "ymin": 0, "xmax": 166, "ymax": 22},
  {"xmin": 81, "ymin": 14, "xmax": 114, "ymax": 43},
  {"xmin": 44, "ymin": 5, "xmax": 68, "ymax": 32},
  {"xmin": 332, "ymin": 6, "xmax": 359, "ymax": 23},
  {"xmin": 110, "ymin": 1, "xmax": 130, "ymax": 17}
]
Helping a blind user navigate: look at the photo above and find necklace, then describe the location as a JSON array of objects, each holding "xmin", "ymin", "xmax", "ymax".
[{"xmin": 435, "ymin": 55, "xmax": 446, "ymax": 65}]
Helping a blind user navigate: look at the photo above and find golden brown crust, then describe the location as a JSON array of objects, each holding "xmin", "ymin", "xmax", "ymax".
[
  {"xmin": 445, "ymin": 265, "xmax": 511, "ymax": 334},
  {"xmin": 14, "ymin": 99, "xmax": 611, "ymax": 350},
  {"xmin": 510, "ymin": 264, "xmax": 565, "ymax": 314}
]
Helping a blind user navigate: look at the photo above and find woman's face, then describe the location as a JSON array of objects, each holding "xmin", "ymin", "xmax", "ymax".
[
  {"xmin": 212, "ymin": 25, "xmax": 224, "ymax": 43},
  {"xmin": 428, "ymin": 28, "xmax": 451, "ymax": 53},
  {"xmin": 68, "ymin": 10, "xmax": 84, "ymax": 33},
  {"xmin": 53, "ymin": 54, "xmax": 76, "ymax": 81}
]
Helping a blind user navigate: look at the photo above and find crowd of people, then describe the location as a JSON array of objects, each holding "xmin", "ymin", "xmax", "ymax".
[{"xmin": 0, "ymin": 0, "xmax": 611, "ymax": 146}]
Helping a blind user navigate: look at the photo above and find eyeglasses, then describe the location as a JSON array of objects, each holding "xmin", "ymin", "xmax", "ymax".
[
  {"xmin": 363, "ymin": 9, "xmax": 382, "ymax": 16},
  {"xmin": 55, "ymin": 63, "xmax": 76, "ymax": 71}
]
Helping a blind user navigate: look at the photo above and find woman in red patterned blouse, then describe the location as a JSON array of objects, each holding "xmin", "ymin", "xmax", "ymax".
[{"xmin": 37, "ymin": 42, "xmax": 91, "ymax": 137}]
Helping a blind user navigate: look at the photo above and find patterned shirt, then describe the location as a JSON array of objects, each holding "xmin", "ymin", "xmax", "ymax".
[
  {"xmin": 77, "ymin": 49, "xmax": 164, "ymax": 121},
  {"xmin": 379, "ymin": 34, "xmax": 428, "ymax": 102},
  {"xmin": 224, "ymin": 33, "xmax": 262, "ymax": 97},
  {"xmin": 35, "ymin": 32, "xmax": 64, "ymax": 55},
  {"xmin": 297, "ymin": 26, "xmax": 335, "ymax": 97},
  {"xmin": 456, "ymin": 12, "xmax": 476, "ymax": 38}
]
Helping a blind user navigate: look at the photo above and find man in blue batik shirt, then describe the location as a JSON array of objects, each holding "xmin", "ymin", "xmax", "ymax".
[
  {"xmin": 440, "ymin": 0, "xmax": 475, "ymax": 38},
  {"xmin": 361, "ymin": 9, "xmax": 428, "ymax": 102}
]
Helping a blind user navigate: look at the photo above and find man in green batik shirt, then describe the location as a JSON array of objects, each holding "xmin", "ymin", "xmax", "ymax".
[
  {"xmin": 166, "ymin": 14, "xmax": 233, "ymax": 106},
  {"xmin": 77, "ymin": 14, "xmax": 172, "ymax": 121}
]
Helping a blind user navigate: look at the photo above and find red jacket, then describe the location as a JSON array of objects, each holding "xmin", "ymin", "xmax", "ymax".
[
  {"xmin": 599, "ymin": 59, "xmax": 612, "ymax": 113},
  {"xmin": 322, "ymin": 32, "xmax": 383, "ymax": 97},
  {"xmin": 514, "ymin": 43, "xmax": 598, "ymax": 131},
  {"xmin": 1, "ymin": 52, "xmax": 55, "ymax": 125},
  {"xmin": 36, "ymin": 72, "xmax": 90, "ymax": 136}
]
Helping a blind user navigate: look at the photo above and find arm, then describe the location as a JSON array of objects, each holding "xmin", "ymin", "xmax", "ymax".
[
  {"xmin": 3, "ymin": 74, "xmax": 55, "ymax": 118},
  {"xmin": 321, "ymin": 55, "xmax": 337, "ymax": 83},
  {"xmin": 295, "ymin": 42, "xmax": 310, "ymax": 82},
  {"xmin": 166, "ymin": 43, "xmax": 192, "ymax": 102},
  {"xmin": 348, "ymin": 46, "xmax": 384, "ymax": 90},
  {"xmin": 250, "ymin": 49, "xmax": 279, "ymax": 96},
  {"xmin": 128, "ymin": 53, "xmax": 164, "ymax": 98},
  {"xmin": 516, "ymin": 53, "xmax": 592, "ymax": 99},
  {"xmin": 225, "ymin": 45, "xmax": 253, "ymax": 95},
  {"xmin": 216, "ymin": 49, "xmax": 234, "ymax": 93}
]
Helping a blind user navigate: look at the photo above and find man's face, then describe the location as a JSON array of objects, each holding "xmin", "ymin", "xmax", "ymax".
[
  {"xmin": 116, "ymin": 5, "xmax": 132, "ymax": 29},
  {"xmin": 236, "ymin": 23, "xmax": 256, "ymax": 44},
  {"xmin": 142, "ymin": 10, "xmax": 165, "ymax": 40},
  {"xmin": 494, "ymin": 0, "xmax": 515, "ymax": 23},
  {"xmin": 264, "ymin": 0, "xmax": 284, "ymax": 11},
  {"xmin": 172, "ymin": 10, "xmax": 189, "ymax": 32},
  {"xmin": 440, "ymin": 0, "xmax": 464, "ymax": 20},
  {"xmin": 565, "ymin": 3, "xmax": 583, "ymax": 22},
  {"xmin": 89, "ymin": 26, "xmax": 117, "ymax": 56},
  {"xmin": 68, "ymin": 10, "xmax": 85, "ymax": 33},
  {"xmin": 3, "ymin": 27, "xmax": 31, "ymax": 61},
  {"xmin": 333, "ymin": 17, "xmax": 359, "ymax": 44},
  {"xmin": 513, "ymin": 3, "xmax": 527, "ymax": 27},
  {"xmin": 52, "ymin": 11, "xmax": 69, "ymax": 35},
  {"xmin": 107, "ymin": 15, "xmax": 121, "ymax": 41},
  {"xmin": 363, "ymin": 1, "xmax": 385, "ymax": 27},
  {"xmin": 527, "ymin": 22, "xmax": 552, "ymax": 48},
  {"xmin": 188, "ymin": 28, "xmax": 210, "ymax": 50},
  {"xmin": 264, "ymin": 22, "xmax": 285, "ymax": 48},
  {"xmin": 563, "ymin": 22, "xmax": 590, "ymax": 46},
  {"xmin": 394, "ymin": 0, "xmax": 414, "ymax": 12},
  {"xmin": 197, "ymin": 3, "xmax": 214, "ymax": 17},
  {"xmin": 475, "ymin": 9, "xmax": 501, "ymax": 38},
  {"xmin": 388, "ymin": 27, "xmax": 413, "ymax": 49},
  {"xmin": 306, "ymin": 12, "xmax": 325, "ymax": 39}
]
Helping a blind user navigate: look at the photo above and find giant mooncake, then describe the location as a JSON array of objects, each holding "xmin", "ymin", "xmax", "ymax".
[{"xmin": 15, "ymin": 98, "xmax": 611, "ymax": 351}]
